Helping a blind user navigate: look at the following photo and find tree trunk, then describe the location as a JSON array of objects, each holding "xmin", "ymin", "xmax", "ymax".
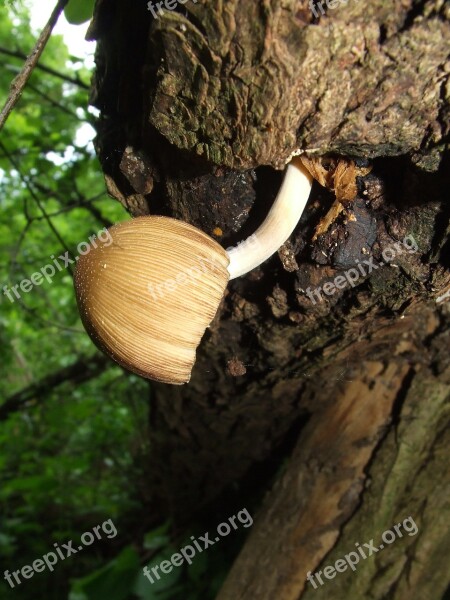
[{"xmin": 87, "ymin": 0, "xmax": 450, "ymax": 597}]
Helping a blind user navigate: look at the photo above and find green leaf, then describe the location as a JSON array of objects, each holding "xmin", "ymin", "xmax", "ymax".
[
  {"xmin": 143, "ymin": 521, "xmax": 171, "ymax": 551},
  {"xmin": 134, "ymin": 546, "xmax": 182, "ymax": 599},
  {"xmin": 69, "ymin": 547, "xmax": 141, "ymax": 600},
  {"xmin": 64, "ymin": 0, "xmax": 95, "ymax": 25}
]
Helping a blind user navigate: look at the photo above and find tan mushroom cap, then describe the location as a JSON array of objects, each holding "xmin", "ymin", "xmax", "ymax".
[{"xmin": 74, "ymin": 216, "xmax": 230, "ymax": 384}]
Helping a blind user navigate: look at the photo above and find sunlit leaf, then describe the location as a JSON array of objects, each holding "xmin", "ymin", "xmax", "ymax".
[{"xmin": 64, "ymin": 0, "xmax": 95, "ymax": 25}]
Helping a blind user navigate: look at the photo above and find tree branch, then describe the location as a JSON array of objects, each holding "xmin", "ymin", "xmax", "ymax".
[
  {"xmin": 0, "ymin": 140, "xmax": 74, "ymax": 272},
  {"xmin": 0, "ymin": 355, "xmax": 110, "ymax": 422},
  {"xmin": 0, "ymin": 0, "xmax": 70, "ymax": 132},
  {"xmin": 24, "ymin": 80, "xmax": 85, "ymax": 121},
  {"xmin": 0, "ymin": 47, "xmax": 90, "ymax": 89}
]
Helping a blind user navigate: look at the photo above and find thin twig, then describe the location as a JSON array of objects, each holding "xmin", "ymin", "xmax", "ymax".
[
  {"xmin": 0, "ymin": 355, "xmax": 110, "ymax": 422},
  {"xmin": 33, "ymin": 183, "xmax": 113, "ymax": 227},
  {"xmin": 0, "ymin": 47, "xmax": 90, "ymax": 89},
  {"xmin": 0, "ymin": 140, "xmax": 74, "ymax": 275},
  {"xmin": 21, "ymin": 79, "xmax": 84, "ymax": 121},
  {"xmin": 8, "ymin": 297, "xmax": 88, "ymax": 336},
  {"xmin": 0, "ymin": 0, "xmax": 70, "ymax": 132}
]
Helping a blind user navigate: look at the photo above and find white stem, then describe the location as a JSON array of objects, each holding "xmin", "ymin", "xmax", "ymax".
[{"xmin": 226, "ymin": 157, "xmax": 313, "ymax": 280}]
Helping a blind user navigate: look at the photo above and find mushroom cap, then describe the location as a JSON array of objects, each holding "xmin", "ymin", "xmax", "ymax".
[{"xmin": 74, "ymin": 216, "xmax": 230, "ymax": 384}]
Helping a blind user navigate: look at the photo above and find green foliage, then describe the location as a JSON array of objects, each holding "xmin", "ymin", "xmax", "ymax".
[
  {"xmin": 0, "ymin": 4, "xmax": 245, "ymax": 600},
  {"xmin": 69, "ymin": 522, "xmax": 241, "ymax": 600},
  {"xmin": 0, "ymin": 4, "xmax": 149, "ymax": 600},
  {"xmin": 69, "ymin": 547, "xmax": 142, "ymax": 600},
  {"xmin": 0, "ymin": 1, "xmax": 127, "ymax": 398}
]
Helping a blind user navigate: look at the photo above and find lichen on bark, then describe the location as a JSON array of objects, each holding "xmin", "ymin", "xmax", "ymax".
[{"xmin": 144, "ymin": 0, "xmax": 450, "ymax": 170}]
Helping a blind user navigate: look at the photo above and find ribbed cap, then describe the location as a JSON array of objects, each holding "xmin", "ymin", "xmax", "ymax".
[{"xmin": 74, "ymin": 216, "xmax": 230, "ymax": 384}]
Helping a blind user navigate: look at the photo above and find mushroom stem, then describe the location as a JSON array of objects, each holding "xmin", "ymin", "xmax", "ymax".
[{"xmin": 226, "ymin": 157, "xmax": 313, "ymax": 280}]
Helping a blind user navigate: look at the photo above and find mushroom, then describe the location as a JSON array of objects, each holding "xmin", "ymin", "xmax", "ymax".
[{"xmin": 74, "ymin": 157, "xmax": 312, "ymax": 384}]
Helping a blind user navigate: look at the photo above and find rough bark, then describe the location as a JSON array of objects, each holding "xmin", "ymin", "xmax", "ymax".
[
  {"xmin": 218, "ymin": 349, "xmax": 450, "ymax": 600},
  {"xmin": 88, "ymin": 0, "xmax": 450, "ymax": 597}
]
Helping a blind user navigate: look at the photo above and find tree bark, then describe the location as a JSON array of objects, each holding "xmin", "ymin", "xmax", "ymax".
[{"xmin": 87, "ymin": 0, "xmax": 450, "ymax": 597}]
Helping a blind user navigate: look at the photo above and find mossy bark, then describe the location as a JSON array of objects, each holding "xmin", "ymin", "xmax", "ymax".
[{"xmin": 89, "ymin": 0, "xmax": 450, "ymax": 597}]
